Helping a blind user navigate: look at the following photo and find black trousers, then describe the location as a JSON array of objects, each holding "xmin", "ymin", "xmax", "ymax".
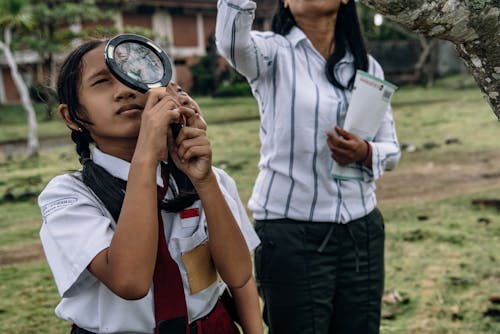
[{"xmin": 254, "ymin": 208, "xmax": 385, "ymax": 334}]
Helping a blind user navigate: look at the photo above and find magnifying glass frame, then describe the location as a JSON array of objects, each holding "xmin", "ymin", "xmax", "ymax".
[{"xmin": 104, "ymin": 34, "xmax": 172, "ymax": 93}]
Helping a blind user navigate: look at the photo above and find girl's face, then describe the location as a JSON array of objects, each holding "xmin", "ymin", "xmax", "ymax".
[{"xmin": 68, "ymin": 44, "xmax": 198, "ymax": 151}]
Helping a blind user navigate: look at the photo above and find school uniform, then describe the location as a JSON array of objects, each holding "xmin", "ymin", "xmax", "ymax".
[{"xmin": 39, "ymin": 147, "xmax": 260, "ymax": 334}]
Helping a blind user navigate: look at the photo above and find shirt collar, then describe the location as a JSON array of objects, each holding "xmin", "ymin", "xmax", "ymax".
[
  {"xmin": 92, "ymin": 147, "xmax": 164, "ymax": 187},
  {"xmin": 287, "ymin": 26, "xmax": 308, "ymax": 47},
  {"xmin": 287, "ymin": 26, "xmax": 354, "ymax": 65}
]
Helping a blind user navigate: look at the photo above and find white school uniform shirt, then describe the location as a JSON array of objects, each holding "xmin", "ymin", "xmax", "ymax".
[
  {"xmin": 216, "ymin": 0, "xmax": 401, "ymax": 223},
  {"xmin": 39, "ymin": 148, "xmax": 260, "ymax": 334}
]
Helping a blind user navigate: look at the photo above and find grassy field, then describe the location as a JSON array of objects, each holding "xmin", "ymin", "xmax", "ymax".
[{"xmin": 0, "ymin": 77, "xmax": 499, "ymax": 333}]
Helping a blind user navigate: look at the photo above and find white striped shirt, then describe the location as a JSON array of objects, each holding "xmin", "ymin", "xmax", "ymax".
[{"xmin": 216, "ymin": 0, "xmax": 400, "ymax": 223}]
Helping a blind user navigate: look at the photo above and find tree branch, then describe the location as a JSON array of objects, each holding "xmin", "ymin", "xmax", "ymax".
[{"xmin": 359, "ymin": 0, "xmax": 500, "ymax": 118}]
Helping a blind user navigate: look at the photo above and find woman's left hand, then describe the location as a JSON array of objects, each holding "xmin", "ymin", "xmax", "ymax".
[
  {"xmin": 167, "ymin": 106, "xmax": 212, "ymax": 183},
  {"xmin": 326, "ymin": 126, "xmax": 369, "ymax": 165}
]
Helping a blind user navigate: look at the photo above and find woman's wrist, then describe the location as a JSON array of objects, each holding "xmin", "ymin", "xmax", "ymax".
[{"xmin": 360, "ymin": 140, "xmax": 372, "ymax": 166}]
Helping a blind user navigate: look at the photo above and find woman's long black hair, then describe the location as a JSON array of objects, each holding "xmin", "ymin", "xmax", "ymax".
[
  {"xmin": 57, "ymin": 39, "xmax": 198, "ymax": 222},
  {"xmin": 272, "ymin": 0, "xmax": 368, "ymax": 89}
]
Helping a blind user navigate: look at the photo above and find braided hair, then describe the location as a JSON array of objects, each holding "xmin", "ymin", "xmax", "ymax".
[
  {"xmin": 57, "ymin": 39, "xmax": 198, "ymax": 222},
  {"xmin": 272, "ymin": 0, "xmax": 368, "ymax": 89}
]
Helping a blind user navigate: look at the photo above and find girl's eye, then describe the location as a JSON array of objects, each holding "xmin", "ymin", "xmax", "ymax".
[{"xmin": 93, "ymin": 78, "xmax": 109, "ymax": 86}]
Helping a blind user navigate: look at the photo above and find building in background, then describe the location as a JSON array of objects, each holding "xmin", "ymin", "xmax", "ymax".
[{"xmin": 0, "ymin": 0, "xmax": 276, "ymax": 104}]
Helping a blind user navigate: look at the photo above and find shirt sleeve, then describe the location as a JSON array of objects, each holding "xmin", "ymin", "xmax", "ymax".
[
  {"xmin": 216, "ymin": 0, "xmax": 277, "ymax": 83},
  {"xmin": 38, "ymin": 174, "xmax": 114, "ymax": 297},
  {"xmin": 361, "ymin": 56, "xmax": 401, "ymax": 181},
  {"xmin": 213, "ymin": 168, "xmax": 261, "ymax": 252}
]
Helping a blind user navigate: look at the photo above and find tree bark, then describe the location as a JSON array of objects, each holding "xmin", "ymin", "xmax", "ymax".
[
  {"xmin": 359, "ymin": 0, "xmax": 500, "ymax": 118},
  {"xmin": 0, "ymin": 28, "xmax": 39, "ymax": 156}
]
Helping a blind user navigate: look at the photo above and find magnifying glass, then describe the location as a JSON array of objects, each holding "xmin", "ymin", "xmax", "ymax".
[
  {"xmin": 104, "ymin": 34, "xmax": 181, "ymax": 136},
  {"xmin": 104, "ymin": 34, "xmax": 172, "ymax": 93}
]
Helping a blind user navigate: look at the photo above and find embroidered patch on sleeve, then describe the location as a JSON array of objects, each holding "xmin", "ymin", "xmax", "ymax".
[{"xmin": 42, "ymin": 197, "xmax": 78, "ymax": 220}]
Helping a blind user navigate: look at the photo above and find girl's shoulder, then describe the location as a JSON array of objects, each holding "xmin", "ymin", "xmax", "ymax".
[
  {"xmin": 41, "ymin": 171, "xmax": 84, "ymax": 193},
  {"xmin": 38, "ymin": 170, "xmax": 111, "ymax": 222},
  {"xmin": 38, "ymin": 170, "xmax": 93, "ymax": 206}
]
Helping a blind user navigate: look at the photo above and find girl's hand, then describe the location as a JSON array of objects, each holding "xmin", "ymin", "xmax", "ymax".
[
  {"xmin": 326, "ymin": 126, "xmax": 370, "ymax": 165},
  {"xmin": 135, "ymin": 88, "xmax": 182, "ymax": 162},
  {"xmin": 167, "ymin": 106, "xmax": 212, "ymax": 184}
]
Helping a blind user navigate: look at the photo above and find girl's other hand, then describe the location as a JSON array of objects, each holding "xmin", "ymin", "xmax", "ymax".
[
  {"xmin": 167, "ymin": 122, "xmax": 212, "ymax": 184},
  {"xmin": 135, "ymin": 88, "xmax": 181, "ymax": 163}
]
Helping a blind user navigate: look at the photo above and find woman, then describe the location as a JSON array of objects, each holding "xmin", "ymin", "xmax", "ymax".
[
  {"xmin": 216, "ymin": 1, "xmax": 400, "ymax": 333},
  {"xmin": 39, "ymin": 38, "xmax": 263, "ymax": 334}
]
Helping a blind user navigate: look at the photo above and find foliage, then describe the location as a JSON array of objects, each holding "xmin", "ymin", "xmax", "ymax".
[
  {"xmin": 23, "ymin": 0, "xmax": 115, "ymax": 57},
  {"xmin": 0, "ymin": 0, "xmax": 33, "ymax": 33},
  {"xmin": 213, "ymin": 81, "xmax": 252, "ymax": 97},
  {"xmin": 189, "ymin": 34, "xmax": 220, "ymax": 96},
  {"xmin": 357, "ymin": 3, "xmax": 415, "ymax": 41},
  {"xmin": 189, "ymin": 34, "xmax": 250, "ymax": 97}
]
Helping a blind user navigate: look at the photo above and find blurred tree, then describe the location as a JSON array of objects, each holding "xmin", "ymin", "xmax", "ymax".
[
  {"xmin": 190, "ymin": 34, "xmax": 229, "ymax": 96},
  {"xmin": 25, "ymin": 0, "xmax": 115, "ymax": 119},
  {"xmin": 358, "ymin": 4, "xmax": 439, "ymax": 87},
  {"xmin": 359, "ymin": 0, "xmax": 500, "ymax": 118},
  {"xmin": 0, "ymin": 0, "xmax": 39, "ymax": 156}
]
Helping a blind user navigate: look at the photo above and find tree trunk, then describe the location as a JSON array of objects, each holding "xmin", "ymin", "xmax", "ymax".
[
  {"xmin": 0, "ymin": 28, "xmax": 39, "ymax": 156},
  {"xmin": 359, "ymin": 0, "xmax": 500, "ymax": 118}
]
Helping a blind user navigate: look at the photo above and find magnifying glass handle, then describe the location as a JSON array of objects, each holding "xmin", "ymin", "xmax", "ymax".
[{"xmin": 170, "ymin": 123, "xmax": 182, "ymax": 139}]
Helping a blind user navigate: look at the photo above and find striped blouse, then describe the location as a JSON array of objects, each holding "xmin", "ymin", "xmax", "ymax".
[{"xmin": 215, "ymin": 0, "xmax": 400, "ymax": 223}]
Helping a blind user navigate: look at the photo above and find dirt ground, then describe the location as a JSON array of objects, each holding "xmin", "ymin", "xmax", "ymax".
[
  {"xmin": 377, "ymin": 150, "xmax": 500, "ymax": 205},
  {"xmin": 2, "ymin": 145, "xmax": 500, "ymax": 268}
]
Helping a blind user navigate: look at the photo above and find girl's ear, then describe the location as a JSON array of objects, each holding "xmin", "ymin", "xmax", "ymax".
[{"xmin": 58, "ymin": 104, "xmax": 82, "ymax": 132}]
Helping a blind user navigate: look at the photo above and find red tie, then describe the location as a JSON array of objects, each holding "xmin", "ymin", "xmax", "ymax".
[{"xmin": 154, "ymin": 183, "xmax": 190, "ymax": 334}]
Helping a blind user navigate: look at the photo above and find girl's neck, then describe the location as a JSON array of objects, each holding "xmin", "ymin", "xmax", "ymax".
[
  {"xmin": 95, "ymin": 138, "xmax": 138, "ymax": 162},
  {"xmin": 295, "ymin": 16, "xmax": 337, "ymax": 59}
]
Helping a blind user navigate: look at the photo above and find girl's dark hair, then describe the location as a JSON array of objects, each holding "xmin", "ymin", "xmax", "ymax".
[
  {"xmin": 57, "ymin": 39, "xmax": 197, "ymax": 222},
  {"xmin": 272, "ymin": 0, "xmax": 368, "ymax": 89}
]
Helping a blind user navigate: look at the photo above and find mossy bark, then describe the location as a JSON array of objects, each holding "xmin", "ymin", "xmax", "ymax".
[{"xmin": 360, "ymin": 0, "xmax": 500, "ymax": 118}]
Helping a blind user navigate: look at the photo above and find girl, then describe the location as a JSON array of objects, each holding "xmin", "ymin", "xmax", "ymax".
[
  {"xmin": 39, "ymin": 39, "xmax": 263, "ymax": 334},
  {"xmin": 216, "ymin": 0, "xmax": 400, "ymax": 333}
]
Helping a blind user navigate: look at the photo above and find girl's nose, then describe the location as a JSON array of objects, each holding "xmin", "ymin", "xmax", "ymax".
[{"xmin": 114, "ymin": 82, "xmax": 137, "ymax": 100}]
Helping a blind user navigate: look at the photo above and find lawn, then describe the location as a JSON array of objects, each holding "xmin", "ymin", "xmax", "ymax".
[{"xmin": 0, "ymin": 77, "xmax": 499, "ymax": 333}]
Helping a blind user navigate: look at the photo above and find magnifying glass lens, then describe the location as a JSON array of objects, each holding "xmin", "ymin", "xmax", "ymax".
[
  {"xmin": 105, "ymin": 34, "xmax": 173, "ymax": 93},
  {"xmin": 115, "ymin": 42, "xmax": 164, "ymax": 84}
]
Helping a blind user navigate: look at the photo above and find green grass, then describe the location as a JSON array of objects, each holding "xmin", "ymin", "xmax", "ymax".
[
  {"xmin": 380, "ymin": 192, "xmax": 500, "ymax": 333},
  {"xmin": 1, "ymin": 78, "xmax": 500, "ymax": 333},
  {"xmin": 0, "ymin": 263, "xmax": 69, "ymax": 334}
]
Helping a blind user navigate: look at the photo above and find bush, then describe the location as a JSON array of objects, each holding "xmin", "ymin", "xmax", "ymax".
[{"xmin": 213, "ymin": 82, "xmax": 252, "ymax": 97}]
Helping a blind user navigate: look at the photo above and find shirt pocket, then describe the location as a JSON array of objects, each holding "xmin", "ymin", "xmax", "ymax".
[{"xmin": 170, "ymin": 212, "xmax": 216, "ymax": 295}]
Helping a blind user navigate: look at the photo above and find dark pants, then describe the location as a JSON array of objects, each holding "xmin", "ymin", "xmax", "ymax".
[{"xmin": 254, "ymin": 209, "xmax": 385, "ymax": 334}]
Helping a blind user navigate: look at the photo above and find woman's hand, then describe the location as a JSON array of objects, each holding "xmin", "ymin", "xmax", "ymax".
[{"xmin": 326, "ymin": 126, "xmax": 370, "ymax": 166}]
